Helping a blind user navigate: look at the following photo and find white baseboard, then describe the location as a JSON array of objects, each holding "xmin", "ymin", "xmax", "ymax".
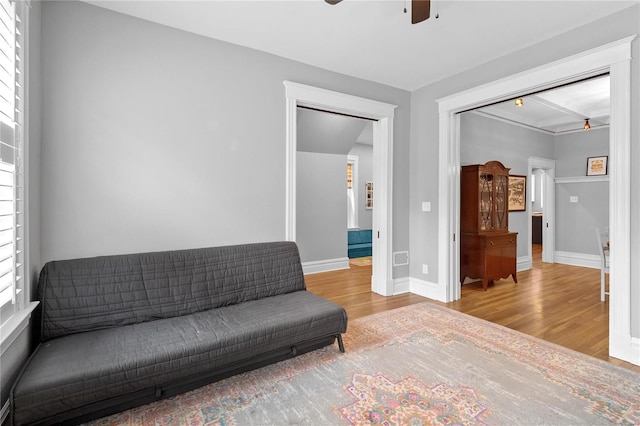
[
  {"xmin": 517, "ymin": 256, "xmax": 531, "ymax": 272},
  {"xmin": 409, "ymin": 277, "xmax": 446, "ymax": 302},
  {"xmin": 610, "ymin": 332, "xmax": 640, "ymax": 366},
  {"xmin": 554, "ymin": 251, "xmax": 600, "ymax": 269},
  {"xmin": 393, "ymin": 277, "xmax": 410, "ymax": 295},
  {"xmin": 302, "ymin": 257, "xmax": 350, "ymax": 275},
  {"xmin": 631, "ymin": 337, "xmax": 640, "ymax": 366}
]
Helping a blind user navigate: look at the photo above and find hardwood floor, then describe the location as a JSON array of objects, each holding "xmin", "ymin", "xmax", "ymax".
[
  {"xmin": 305, "ymin": 247, "xmax": 640, "ymax": 372},
  {"xmin": 305, "ymin": 258, "xmax": 428, "ymax": 320}
]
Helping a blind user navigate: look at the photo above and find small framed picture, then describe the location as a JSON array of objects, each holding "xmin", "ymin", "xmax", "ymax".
[
  {"xmin": 508, "ymin": 175, "xmax": 526, "ymax": 212},
  {"xmin": 587, "ymin": 156, "xmax": 608, "ymax": 176},
  {"xmin": 365, "ymin": 181, "xmax": 373, "ymax": 209}
]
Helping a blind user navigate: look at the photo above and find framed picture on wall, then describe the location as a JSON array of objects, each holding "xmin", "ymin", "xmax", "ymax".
[
  {"xmin": 365, "ymin": 181, "xmax": 373, "ymax": 209},
  {"xmin": 586, "ymin": 156, "xmax": 608, "ymax": 176},
  {"xmin": 508, "ymin": 175, "xmax": 526, "ymax": 212}
]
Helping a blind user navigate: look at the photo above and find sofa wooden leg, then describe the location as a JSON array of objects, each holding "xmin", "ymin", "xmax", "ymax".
[{"xmin": 336, "ymin": 334, "xmax": 345, "ymax": 353}]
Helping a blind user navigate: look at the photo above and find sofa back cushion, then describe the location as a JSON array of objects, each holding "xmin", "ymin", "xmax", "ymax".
[
  {"xmin": 37, "ymin": 242, "xmax": 306, "ymax": 341},
  {"xmin": 348, "ymin": 229, "xmax": 372, "ymax": 245}
]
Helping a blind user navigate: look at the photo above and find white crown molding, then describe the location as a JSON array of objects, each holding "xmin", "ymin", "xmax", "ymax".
[{"xmin": 555, "ymin": 176, "xmax": 609, "ymax": 184}]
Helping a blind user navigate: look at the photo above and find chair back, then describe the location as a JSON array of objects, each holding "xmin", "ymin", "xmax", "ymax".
[{"xmin": 594, "ymin": 226, "xmax": 609, "ymax": 268}]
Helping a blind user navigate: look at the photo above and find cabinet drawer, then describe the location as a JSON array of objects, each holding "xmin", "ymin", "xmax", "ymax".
[
  {"xmin": 486, "ymin": 234, "xmax": 516, "ymax": 248},
  {"xmin": 461, "ymin": 232, "xmax": 517, "ymax": 249}
]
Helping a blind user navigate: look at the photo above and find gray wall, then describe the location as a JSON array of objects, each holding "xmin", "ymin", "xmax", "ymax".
[
  {"xmin": 554, "ymin": 127, "xmax": 609, "ymax": 255},
  {"xmin": 555, "ymin": 127, "xmax": 610, "ymax": 176},
  {"xmin": 556, "ymin": 182, "xmax": 608, "ymax": 255},
  {"xmin": 39, "ymin": 1, "xmax": 411, "ymax": 270},
  {"xmin": 459, "ymin": 112, "xmax": 555, "ymax": 258},
  {"xmin": 410, "ymin": 5, "xmax": 639, "ymax": 335},
  {"xmin": 296, "ymin": 152, "xmax": 347, "ymax": 263},
  {"xmin": 459, "ymin": 114, "xmax": 610, "ymax": 258},
  {"xmin": 348, "ymin": 143, "xmax": 373, "ymax": 230}
]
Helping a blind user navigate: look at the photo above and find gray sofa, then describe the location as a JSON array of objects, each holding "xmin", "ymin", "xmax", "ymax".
[{"xmin": 10, "ymin": 241, "xmax": 347, "ymax": 425}]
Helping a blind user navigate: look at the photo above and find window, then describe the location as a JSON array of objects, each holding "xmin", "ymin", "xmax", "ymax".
[
  {"xmin": 0, "ymin": 0, "xmax": 26, "ymax": 328},
  {"xmin": 530, "ymin": 173, "xmax": 535, "ymax": 203},
  {"xmin": 347, "ymin": 156, "xmax": 358, "ymax": 229}
]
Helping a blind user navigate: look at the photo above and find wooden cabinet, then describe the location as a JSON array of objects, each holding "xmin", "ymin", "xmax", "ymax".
[
  {"xmin": 460, "ymin": 232, "xmax": 517, "ymax": 290},
  {"xmin": 460, "ymin": 161, "xmax": 517, "ymax": 290}
]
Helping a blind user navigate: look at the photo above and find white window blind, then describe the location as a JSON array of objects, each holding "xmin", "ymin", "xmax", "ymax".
[{"xmin": 0, "ymin": 0, "xmax": 24, "ymax": 325}]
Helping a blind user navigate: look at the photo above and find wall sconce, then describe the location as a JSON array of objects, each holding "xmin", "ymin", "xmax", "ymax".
[
  {"xmin": 514, "ymin": 98, "xmax": 524, "ymax": 107},
  {"xmin": 584, "ymin": 119, "xmax": 591, "ymax": 131}
]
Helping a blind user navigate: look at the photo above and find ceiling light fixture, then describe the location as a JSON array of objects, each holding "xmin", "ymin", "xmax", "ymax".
[
  {"xmin": 514, "ymin": 98, "xmax": 524, "ymax": 107},
  {"xmin": 584, "ymin": 119, "xmax": 591, "ymax": 131}
]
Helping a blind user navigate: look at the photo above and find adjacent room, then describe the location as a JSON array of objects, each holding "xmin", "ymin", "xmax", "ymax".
[{"xmin": 1, "ymin": 1, "xmax": 639, "ymax": 425}]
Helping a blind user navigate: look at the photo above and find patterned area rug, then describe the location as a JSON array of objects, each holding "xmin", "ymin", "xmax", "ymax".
[{"xmin": 90, "ymin": 302, "xmax": 640, "ymax": 425}]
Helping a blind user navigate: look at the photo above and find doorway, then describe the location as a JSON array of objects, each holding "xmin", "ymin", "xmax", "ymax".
[
  {"xmin": 284, "ymin": 81, "xmax": 397, "ymax": 296},
  {"xmin": 528, "ymin": 158, "xmax": 555, "ymax": 265},
  {"xmin": 437, "ymin": 38, "xmax": 633, "ymax": 363}
]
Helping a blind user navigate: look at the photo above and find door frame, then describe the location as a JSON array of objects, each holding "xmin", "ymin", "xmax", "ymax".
[
  {"xmin": 528, "ymin": 157, "xmax": 556, "ymax": 264},
  {"xmin": 436, "ymin": 37, "xmax": 635, "ymax": 363},
  {"xmin": 283, "ymin": 81, "xmax": 398, "ymax": 296}
]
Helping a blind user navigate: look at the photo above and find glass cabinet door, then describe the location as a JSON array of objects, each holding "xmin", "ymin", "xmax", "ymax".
[
  {"xmin": 479, "ymin": 173, "xmax": 493, "ymax": 231},
  {"xmin": 494, "ymin": 174, "xmax": 508, "ymax": 230}
]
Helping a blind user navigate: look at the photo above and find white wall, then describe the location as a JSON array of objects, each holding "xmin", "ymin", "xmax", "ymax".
[
  {"xmin": 39, "ymin": 1, "xmax": 411, "ymax": 268},
  {"xmin": 410, "ymin": 5, "xmax": 639, "ymax": 335},
  {"xmin": 296, "ymin": 151, "xmax": 347, "ymax": 263}
]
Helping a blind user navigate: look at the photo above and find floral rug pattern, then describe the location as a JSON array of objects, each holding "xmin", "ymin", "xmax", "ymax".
[
  {"xmin": 90, "ymin": 302, "xmax": 640, "ymax": 425},
  {"xmin": 338, "ymin": 373, "xmax": 490, "ymax": 425}
]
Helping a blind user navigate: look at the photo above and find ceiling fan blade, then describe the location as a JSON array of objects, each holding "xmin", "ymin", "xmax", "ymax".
[
  {"xmin": 325, "ymin": 0, "xmax": 342, "ymax": 4},
  {"xmin": 412, "ymin": 0, "xmax": 430, "ymax": 24}
]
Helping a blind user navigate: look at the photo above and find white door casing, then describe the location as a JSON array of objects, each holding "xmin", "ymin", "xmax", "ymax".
[
  {"xmin": 528, "ymin": 157, "xmax": 556, "ymax": 265},
  {"xmin": 284, "ymin": 81, "xmax": 397, "ymax": 296},
  {"xmin": 437, "ymin": 37, "xmax": 635, "ymax": 364}
]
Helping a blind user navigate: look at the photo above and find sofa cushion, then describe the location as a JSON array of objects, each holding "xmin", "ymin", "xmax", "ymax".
[
  {"xmin": 37, "ymin": 242, "xmax": 305, "ymax": 341},
  {"xmin": 13, "ymin": 291, "xmax": 347, "ymax": 426},
  {"xmin": 347, "ymin": 230, "xmax": 372, "ymax": 245}
]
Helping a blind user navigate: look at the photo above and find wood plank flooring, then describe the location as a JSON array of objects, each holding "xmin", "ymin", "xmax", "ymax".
[{"xmin": 305, "ymin": 246, "xmax": 640, "ymax": 372}]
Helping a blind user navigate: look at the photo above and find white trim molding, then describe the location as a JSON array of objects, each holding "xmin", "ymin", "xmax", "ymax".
[
  {"xmin": 555, "ymin": 176, "xmax": 609, "ymax": 184},
  {"xmin": 436, "ymin": 36, "xmax": 636, "ymax": 365},
  {"xmin": 554, "ymin": 251, "xmax": 600, "ymax": 269},
  {"xmin": 410, "ymin": 277, "xmax": 447, "ymax": 301},
  {"xmin": 283, "ymin": 81, "xmax": 397, "ymax": 296},
  {"xmin": 393, "ymin": 277, "xmax": 411, "ymax": 295},
  {"xmin": 608, "ymin": 50, "xmax": 633, "ymax": 363},
  {"xmin": 517, "ymin": 256, "xmax": 531, "ymax": 272},
  {"xmin": 528, "ymin": 156, "xmax": 556, "ymax": 264},
  {"xmin": 0, "ymin": 301, "xmax": 38, "ymax": 355},
  {"xmin": 301, "ymin": 258, "xmax": 350, "ymax": 275}
]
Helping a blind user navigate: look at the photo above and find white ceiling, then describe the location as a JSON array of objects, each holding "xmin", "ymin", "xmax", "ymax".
[
  {"xmin": 474, "ymin": 74, "xmax": 610, "ymax": 134},
  {"xmin": 82, "ymin": 0, "xmax": 637, "ymax": 91}
]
